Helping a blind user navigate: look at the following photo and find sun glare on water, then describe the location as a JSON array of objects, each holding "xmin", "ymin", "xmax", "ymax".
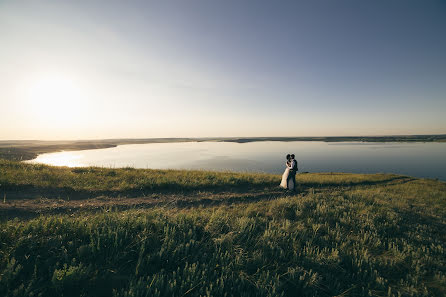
[{"xmin": 27, "ymin": 151, "xmax": 85, "ymax": 167}]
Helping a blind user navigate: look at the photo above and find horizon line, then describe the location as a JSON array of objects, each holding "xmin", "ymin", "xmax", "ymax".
[{"xmin": 1, "ymin": 133, "xmax": 446, "ymax": 142}]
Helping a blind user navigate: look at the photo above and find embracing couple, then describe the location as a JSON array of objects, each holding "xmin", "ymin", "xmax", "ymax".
[{"xmin": 280, "ymin": 154, "xmax": 298, "ymax": 191}]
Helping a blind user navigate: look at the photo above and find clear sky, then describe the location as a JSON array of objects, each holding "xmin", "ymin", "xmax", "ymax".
[{"xmin": 1, "ymin": 0, "xmax": 445, "ymax": 140}]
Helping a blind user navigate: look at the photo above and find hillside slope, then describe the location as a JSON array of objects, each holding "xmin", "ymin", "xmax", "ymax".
[{"xmin": 0, "ymin": 160, "xmax": 445, "ymax": 296}]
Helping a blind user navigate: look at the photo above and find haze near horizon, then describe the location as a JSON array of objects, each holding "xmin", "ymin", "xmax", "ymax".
[{"xmin": 1, "ymin": 0, "xmax": 445, "ymax": 140}]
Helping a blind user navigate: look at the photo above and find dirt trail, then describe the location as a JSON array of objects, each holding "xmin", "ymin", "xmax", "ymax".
[
  {"xmin": 0, "ymin": 176, "xmax": 417, "ymax": 220},
  {"xmin": 0, "ymin": 188, "xmax": 296, "ymax": 220}
]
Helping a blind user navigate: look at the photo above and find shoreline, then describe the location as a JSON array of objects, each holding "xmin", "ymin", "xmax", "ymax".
[{"xmin": 1, "ymin": 134, "xmax": 445, "ymax": 161}]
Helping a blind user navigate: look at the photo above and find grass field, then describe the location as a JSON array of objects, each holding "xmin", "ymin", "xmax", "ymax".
[{"xmin": 0, "ymin": 160, "xmax": 445, "ymax": 296}]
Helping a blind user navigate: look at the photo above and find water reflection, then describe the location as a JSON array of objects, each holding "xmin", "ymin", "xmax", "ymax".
[
  {"xmin": 26, "ymin": 141, "xmax": 446, "ymax": 180},
  {"xmin": 31, "ymin": 151, "xmax": 86, "ymax": 167}
]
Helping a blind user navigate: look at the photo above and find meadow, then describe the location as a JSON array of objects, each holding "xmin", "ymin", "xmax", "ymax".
[{"xmin": 0, "ymin": 159, "xmax": 445, "ymax": 296}]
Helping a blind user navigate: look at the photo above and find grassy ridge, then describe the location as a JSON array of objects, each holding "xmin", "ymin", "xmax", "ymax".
[
  {"xmin": 0, "ymin": 159, "xmax": 278, "ymax": 195},
  {"xmin": 0, "ymin": 160, "xmax": 445, "ymax": 296},
  {"xmin": 1, "ymin": 159, "xmax": 401, "ymax": 198}
]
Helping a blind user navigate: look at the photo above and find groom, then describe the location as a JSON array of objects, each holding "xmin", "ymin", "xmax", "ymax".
[{"xmin": 288, "ymin": 154, "xmax": 298, "ymax": 191}]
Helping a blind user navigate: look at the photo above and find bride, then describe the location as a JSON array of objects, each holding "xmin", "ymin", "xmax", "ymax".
[{"xmin": 280, "ymin": 154, "xmax": 294, "ymax": 190}]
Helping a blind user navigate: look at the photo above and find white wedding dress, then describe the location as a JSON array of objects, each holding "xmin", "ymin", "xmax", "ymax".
[{"xmin": 280, "ymin": 163, "xmax": 294, "ymax": 190}]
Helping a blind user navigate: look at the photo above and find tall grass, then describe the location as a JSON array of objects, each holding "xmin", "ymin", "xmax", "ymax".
[
  {"xmin": 0, "ymin": 159, "xmax": 278, "ymax": 193},
  {"xmin": 1, "ymin": 159, "xmax": 445, "ymax": 296},
  {"xmin": 1, "ymin": 178, "xmax": 445, "ymax": 296},
  {"xmin": 1, "ymin": 159, "xmax": 404, "ymax": 197}
]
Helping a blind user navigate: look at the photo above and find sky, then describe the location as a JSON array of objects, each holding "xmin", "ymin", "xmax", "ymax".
[{"xmin": 1, "ymin": 0, "xmax": 445, "ymax": 140}]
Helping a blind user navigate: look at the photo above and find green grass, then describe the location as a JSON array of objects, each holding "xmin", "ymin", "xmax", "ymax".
[
  {"xmin": 0, "ymin": 159, "xmax": 279, "ymax": 195},
  {"xmin": 1, "ymin": 159, "xmax": 403, "ymax": 197},
  {"xmin": 0, "ymin": 160, "xmax": 445, "ymax": 296}
]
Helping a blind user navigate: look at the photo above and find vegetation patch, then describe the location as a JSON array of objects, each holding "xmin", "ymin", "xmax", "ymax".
[{"xmin": 0, "ymin": 160, "xmax": 445, "ymax": 296}]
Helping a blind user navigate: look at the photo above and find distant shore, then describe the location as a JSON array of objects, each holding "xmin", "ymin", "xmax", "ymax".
[{"xmin": 0, "ymin": 134, "xmax": 445, "ymax": 161}]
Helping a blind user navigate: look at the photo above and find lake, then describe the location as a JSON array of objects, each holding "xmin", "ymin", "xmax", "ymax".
[{"xmin": 26, "ymin": 141, "xmax": 446, "ymax": 180}]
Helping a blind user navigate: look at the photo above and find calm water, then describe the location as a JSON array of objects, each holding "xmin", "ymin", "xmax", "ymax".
[{"xmin": 27, "ymin": 141, "xmax": 446, "ymax": 180}]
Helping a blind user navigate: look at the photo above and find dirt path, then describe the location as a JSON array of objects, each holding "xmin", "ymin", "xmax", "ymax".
[
  {"xmin": 0, "ymin": 188, "xmax": 297, "ymax": 220},
  {"xmin": 0, "ymin": 176, "xmax": 417, "ymax": 220}
]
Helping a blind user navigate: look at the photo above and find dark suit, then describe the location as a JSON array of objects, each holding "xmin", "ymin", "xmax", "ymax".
[{"xmin": 288, "ymin": 159, "xmax": 297, "ymax": 191}]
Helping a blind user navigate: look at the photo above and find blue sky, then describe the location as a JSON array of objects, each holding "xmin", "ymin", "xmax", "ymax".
[{"xmin": 1, "ymin": 0, "xmax": 445, "ymax": 139}]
